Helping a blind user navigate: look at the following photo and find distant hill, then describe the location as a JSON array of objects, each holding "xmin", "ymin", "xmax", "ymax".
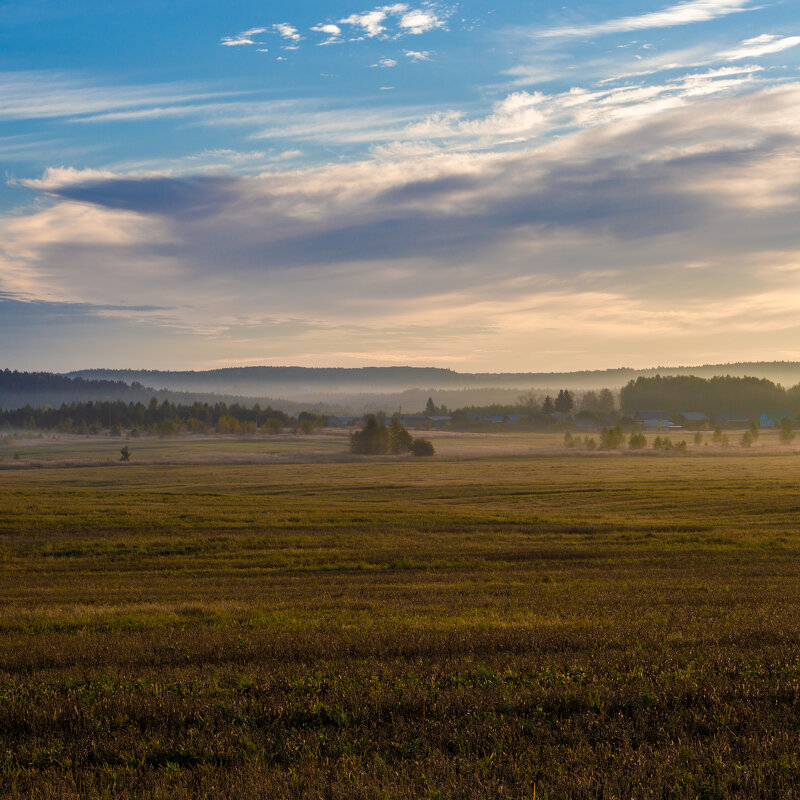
[
  {"xmin": 0, "ymin": 369, "xmax": 295, "ymax": 413},
  {"xmin": 6, "ymin": 362, "xmax": 800, "ymax": 414},
  {"xmin": 69, "ymin": 362, "xmax": 800, "ymax": 397},
  {"xmin": 0, "ymin": 369, "xmax": 135, "ymax": 409}
]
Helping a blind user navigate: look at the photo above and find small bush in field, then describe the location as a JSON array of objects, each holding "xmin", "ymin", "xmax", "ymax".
[
  {"xmin": 600, "ymin": 425, "xmax": 624, "ymax": 449},
  {"xmin": 411, "ymin": 438, "xmax": 435, "ymax": 457},
  {"xmin": 628, "ymin": 432, "xmax": 646, "ymax": 450}
]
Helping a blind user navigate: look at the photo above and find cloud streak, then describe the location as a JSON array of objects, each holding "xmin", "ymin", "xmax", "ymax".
[
  {"xmin": 537, "ymin": 0, "xmax": 758, "ymax": 38},
  {"xmin": 0, "ymin": 72, "xmax": 238, "ymax": 121},
  {"xmin": 720, "ymin": 33, "xmax": 800, "ymax": 60},
  {"xmin": 220, "ymin": 27, "xmax": 268, "ymax": 46}
]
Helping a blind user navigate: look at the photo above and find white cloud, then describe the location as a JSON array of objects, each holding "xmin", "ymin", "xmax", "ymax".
[
  {"xmin": 372, "ymin": 57, "xmax": 398, "ymax": 68},
  {"xmin": 537, "ymin": 0, "xmax": 757, "ymax": 39},
  {"xmin": 274, "ymin": 23, "xmax": 302, "ymax": 42},
  {"xmin": 399, "ymin": 9, "xmax": 444, "ymax": 34},
  {"xmin": 404, "ymin": 49, "xmax": 431, "ymax": 61},
  {"xmin": 338, "ymin": 4, "xmax": 449, "ymax": 39},
  {"xmin": 719, "ymin": 33, "xmax": 800, "ymax": 60},
  {"xmin": 340, "ymin": 9, "xmax": 393, "ymax": 38},
  {"xmin": 311, "ymin": 23, "xmax": 343, "ymax": 44}
]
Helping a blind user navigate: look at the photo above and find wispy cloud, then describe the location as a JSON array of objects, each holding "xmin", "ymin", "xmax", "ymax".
[
  {"xmin": 537, "ymin": 0, "xmax": 758, "ymax": 39},
  {"xmin": 394, "ymin": 66, "xmax": 765, "ymax": 151},
  {"xmin": 220, "ymin": 27, "xmax": 267, "ymax": 46},
  {"xmin": 0, "ymin": 72, "xmax": 241, "ymax": 122},
  {"xmin": 60, "ymin": 61, "xmax": 768, "ymax": 156},
  {"xmin": 719, "ymin": 33, "xmax": 800, "ymax": 60}
]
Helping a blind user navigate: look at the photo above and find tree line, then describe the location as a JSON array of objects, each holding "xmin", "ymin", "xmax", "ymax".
[
  {"xmin": 619, "ymin": 375, "xmax": 800, "ymax": 417},
  {"xmin": 0, "ymin": 398, "xmax": 295, "ymax": 436}
]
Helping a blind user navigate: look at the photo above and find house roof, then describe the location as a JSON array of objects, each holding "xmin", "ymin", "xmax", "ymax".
[
  {"xmin": 679, "ymin": 411, "xmax": 708, "ymax": 421},
  {"xmin": 634, "ymin": 410, "xmax": 672, "ymax": 420}
]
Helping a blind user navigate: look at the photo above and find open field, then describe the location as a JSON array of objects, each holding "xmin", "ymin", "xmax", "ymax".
[
  {"xmin": 2, "ymin": 439, "xmax": 800, "ymax": 797},
  {"xmin": 1, "ymin": 427, "xmax": 798, "ymax": 466}
]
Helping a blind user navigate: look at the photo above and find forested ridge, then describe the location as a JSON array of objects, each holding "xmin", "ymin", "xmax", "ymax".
[
  {"xmin": 619, "ymin": 375, "xmax": 800, "ymax": 417},
  {"xmin": 69, "ymin": 361, "xmax": 800, "ymax": 394},
  {"xmin": 0, "ymin": 369, "xmax": 130, "ymax": 393},
  {"xmin": 5, "ymin": 369, "xmax": 800, "ymax": 427}
]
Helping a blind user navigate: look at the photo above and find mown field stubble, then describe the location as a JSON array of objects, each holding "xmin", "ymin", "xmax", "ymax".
[{"xmin": 2, "ymin": 442, "xmax": 800, "ymax": 798}]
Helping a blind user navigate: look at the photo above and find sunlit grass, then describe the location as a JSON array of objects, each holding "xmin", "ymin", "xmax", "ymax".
[{"xmin": 2, "ymin": 448, "xmax": 800, "ymax": 797}]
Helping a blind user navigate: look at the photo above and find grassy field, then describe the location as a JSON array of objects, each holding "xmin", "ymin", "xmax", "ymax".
[
  {"xmin": 1, "ymin": 426, "xmax": 794, "ymax": 465},
  {"xmin": 2, "ymin": 437, "xmax": 800, "ymax": 797}
]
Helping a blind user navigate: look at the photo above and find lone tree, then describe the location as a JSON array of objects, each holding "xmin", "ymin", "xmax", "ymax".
[
  {"xmin": 541, "ymin": 395, "xmax": 555, "ymax": 415},
  {"xmin": 350, "ymin": 416, "xmax": 390, "ymax": 454},
  {"xmin": 119, "ymin": 446, "xmax": 131, "ymax": 462},
  {"xmin": 425, "ymin": 397, "xmax": 436, "ymax": 416}
]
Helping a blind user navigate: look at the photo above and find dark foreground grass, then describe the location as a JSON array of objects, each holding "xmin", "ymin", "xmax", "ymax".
[{"xmin": 2, "ymin": 454, "xmax": 800, "ymax": 798}]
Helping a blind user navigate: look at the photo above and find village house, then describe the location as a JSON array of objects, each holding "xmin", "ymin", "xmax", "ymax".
[
  {"xmin": 677, "ymin": 411, "xmax": 709, "ymax": 429},
  {"xmin": 759, "ymin": 411, "xmax": 797, "ymax": 429},
  {"xmin": 633, "ymin": 410, "xmax": 678, "ymax": 430},
  {"xmin": 717, "ymin": 413, "xmax": 751, "ymax": 429}
]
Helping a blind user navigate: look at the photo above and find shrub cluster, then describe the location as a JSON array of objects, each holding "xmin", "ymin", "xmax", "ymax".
[
  {"xmin": 350, "ymin": 417, "xmax": 434, "ymax": 457},
  {"xmin": 652, "ymin": 436, "xmax": 687, "ymax": 451}
]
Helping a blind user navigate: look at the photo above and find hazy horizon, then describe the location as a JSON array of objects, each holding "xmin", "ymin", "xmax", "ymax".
[{"xmin": 9, "ymin": 358, "xmax": 800, "ymax": 380}]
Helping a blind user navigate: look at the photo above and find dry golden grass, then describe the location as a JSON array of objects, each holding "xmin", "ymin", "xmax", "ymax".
[{"xmin": 2, "ymin": 446, "xmax": 800, "ymax": 797}]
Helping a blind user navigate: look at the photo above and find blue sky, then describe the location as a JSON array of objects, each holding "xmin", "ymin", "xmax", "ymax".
[{"xmin": 2, "ymin": 0, "xmax": 800, "ymax": 371}]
